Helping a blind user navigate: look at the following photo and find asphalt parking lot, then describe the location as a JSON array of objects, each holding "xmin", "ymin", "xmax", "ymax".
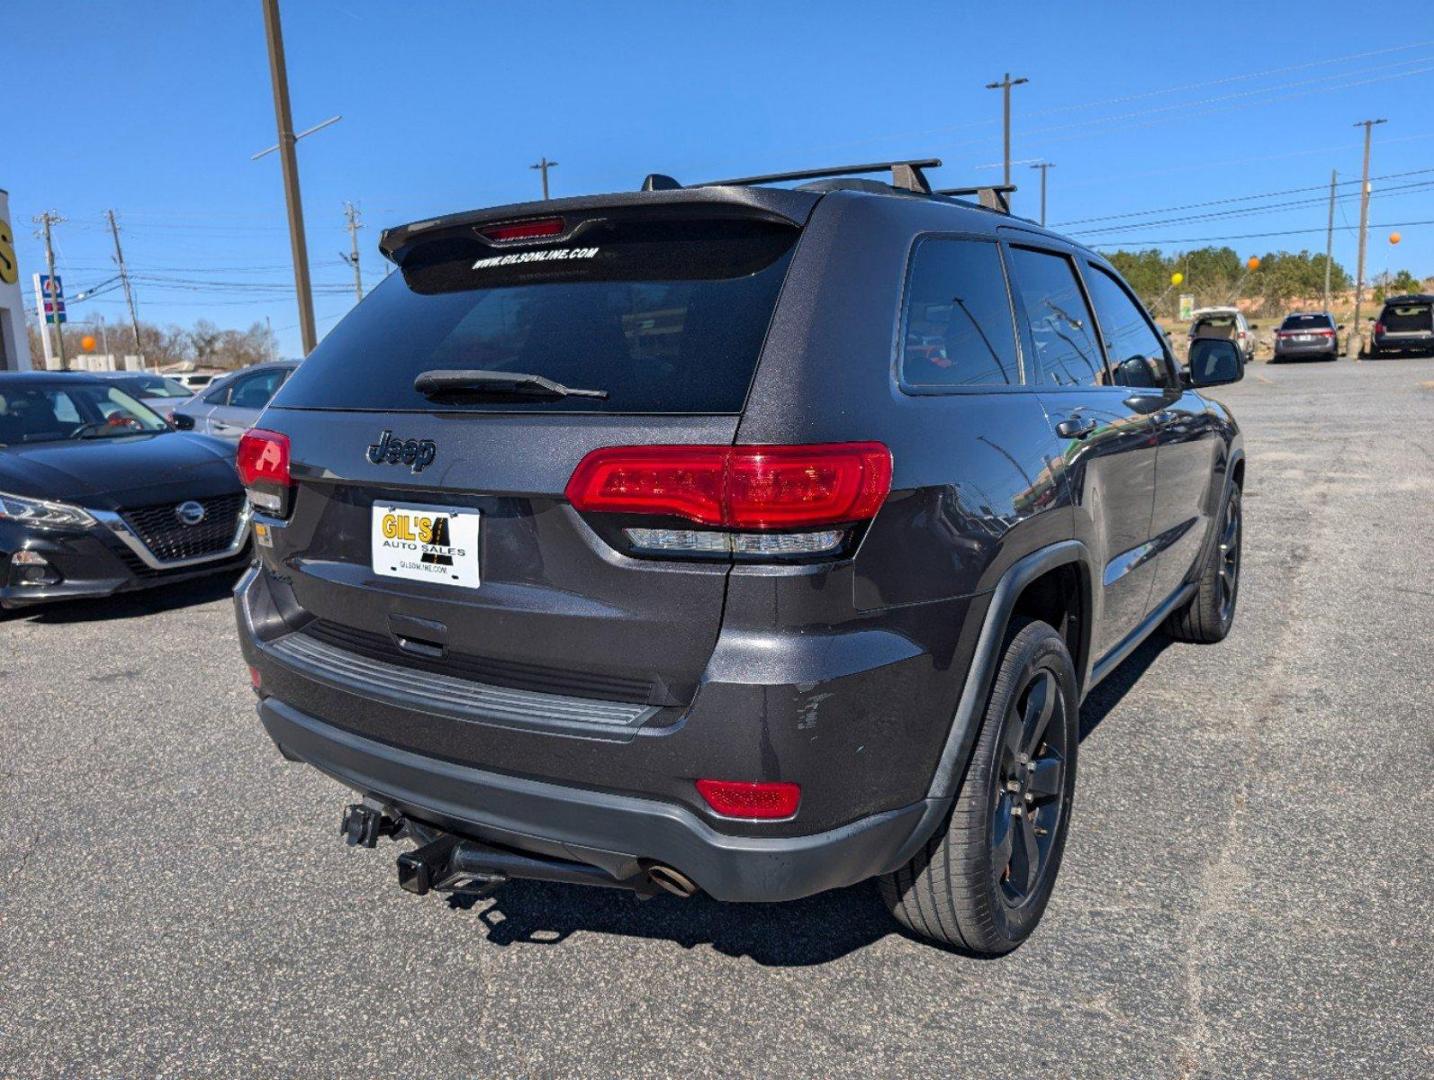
[{"xmin": 2, "ymin": 357, "xmax": 1431, "ymax": 1079}]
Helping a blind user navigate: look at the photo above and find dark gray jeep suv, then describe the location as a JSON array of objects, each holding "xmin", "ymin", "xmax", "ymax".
[{"xmin": 234, "ymin": 160, "xmax": 1245, "ymax": 955}]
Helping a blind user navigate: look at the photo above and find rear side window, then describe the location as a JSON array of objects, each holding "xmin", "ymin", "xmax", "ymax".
[
  {"xmin": 1007, "ymin": 247, "xmax": 1106, "ymax": 388},
  {"xmin": 276, "ymin": 215, "xmax": 800, "ymax": 414},
  {"xmin": 1083, "ymin": 265, "xmax": 1171, "ymax": 389},
  {"xmin": 1280, "ymin": 314, "xmax": 1333, "ymax": 330},
  {"xmin": 900, "ymin": 238, "xmax": 1020, "ymax": 388},
  {"xmin": 230, "ymin": 368, "xmax": 288, "ymax": 410}
]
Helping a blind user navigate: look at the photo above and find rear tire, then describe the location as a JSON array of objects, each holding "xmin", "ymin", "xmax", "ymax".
[
  {"xmin": 880, "ymin": 618, "xmax": 1078, "ymax": 955},
  {"xmin": 1165, "ymin": 484, "xmax": 1241, "ymax": 643}
]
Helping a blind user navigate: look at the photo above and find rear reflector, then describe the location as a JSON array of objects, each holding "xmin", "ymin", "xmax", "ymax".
[
  {"xmin": 479, "ymin": 217, "xmax": 565, "ymax": 243},
  {"xmin": 624, "ymin": 527, "xmax": 845, "ymax": 556},
  {"xmin": 695, "ymin": 779, "xmax": 801, "ymax": 820},
  {"xmin": 566, "ymin": 443, "xmax": 892, "ymax": 529},
  {"xmin": 248, "ymin": 665, "xmax": 262, "ymax": 692}
]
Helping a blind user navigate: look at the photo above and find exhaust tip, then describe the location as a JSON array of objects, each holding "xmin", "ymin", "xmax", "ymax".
[{"xmin": 646, "ymin": 864, "xmax": 699, "ymax": 898}]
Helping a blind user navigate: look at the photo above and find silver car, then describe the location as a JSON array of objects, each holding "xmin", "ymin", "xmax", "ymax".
[{"xmin": 170, "ymin": 361, "xmax": 298, "ymax": 441}]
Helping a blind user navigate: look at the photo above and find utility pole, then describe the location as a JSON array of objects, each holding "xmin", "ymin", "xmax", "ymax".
[
  {"xmin": 341, "ymin": 202, "xmax": 363, "ymax": 302},
  {"xmin": 1322, "ymin": 170, "xmax": 1336, "ymax": 313},
  {"xmin": 261, "ymin": 0, "xmax": 318, "ymax": 354},
  {"xmin": 1030, "ymin": 161, "xmax": 1055, "ymax": 226},
  {"xmin": 36, "ymin": 211, "xmax": 66, "ymax": 369},
  {"xmin": 106, "ymin": 209, "xmax": 144, "ymax": 361},
  {"xmin": 1351, "ymin": 118, "xmax": 1386, "ymax": 356},
  {"xmin": 530, "ymin": 156, "xmax": 558, "ymax": 200},
  {"xmin": 985, "ymin": 73, "xmax": 1029, "ymax": 190}
]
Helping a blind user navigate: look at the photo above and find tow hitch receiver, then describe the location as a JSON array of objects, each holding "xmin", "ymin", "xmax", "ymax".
[
  {"xmin": 340, "ymin": 802, "xmax": 400, "ymax": 848},
  {"xmin": 396, "ymin": 834, "xmax": 507, "ymax": 898}
]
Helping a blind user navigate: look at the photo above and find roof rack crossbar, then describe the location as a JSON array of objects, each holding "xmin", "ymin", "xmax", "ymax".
[
  {"xmin": 695, "ymin": 158, "xmax": 942, "ymax": 193},
  {"xmin": 934, "ymin": 184, "xmax": 1016, "ymax": 214}
]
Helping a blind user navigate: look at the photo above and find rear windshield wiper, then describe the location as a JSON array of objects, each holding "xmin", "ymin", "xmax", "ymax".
[{"xmin": 413, "ymin": 369, "xmax": 608, "ymax": 400}]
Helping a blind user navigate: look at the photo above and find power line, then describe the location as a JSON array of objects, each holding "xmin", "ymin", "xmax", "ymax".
[
  {"xmin": 1069, "ymin": 179, "xmax": 1434, "ymax": 237},
  {"xmin": 1054, "ymin": 166, "xmax": 1434, "ymax": 227},
  {"xmin": 1090, "ymin": 217, "xmax": 1434, "ymax": 248}
]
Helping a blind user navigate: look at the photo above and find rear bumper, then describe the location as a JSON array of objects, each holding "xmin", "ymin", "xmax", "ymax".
[
  {"xmin": 259, "ymin": 694, "xmax": 945, "ymax": 902},
  {"xmin": 1373, "ymin": 334, "xmax": 1434, "ymax": 354},
  {"xmin": 1273, "ymin": 339, "xmax": 1338, "ymax": 357}
]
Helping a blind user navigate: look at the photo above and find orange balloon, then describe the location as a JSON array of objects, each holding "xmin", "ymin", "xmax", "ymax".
[
  {"xmin": 80, "ymin": 335, "xmax": 97, "ymax": 352},
  {"xmin": 1389, "ymin": 232, "xmax": 1401, "ymax": 245},
  {"xmin": 1246, "ymin": 256, "xmax": 1261, "ymax": 271}
]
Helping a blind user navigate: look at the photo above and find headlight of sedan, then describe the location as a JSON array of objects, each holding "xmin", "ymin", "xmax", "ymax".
[{"xmin": 0, "ymin": 490, "xmax": 98, "ymax": 530}]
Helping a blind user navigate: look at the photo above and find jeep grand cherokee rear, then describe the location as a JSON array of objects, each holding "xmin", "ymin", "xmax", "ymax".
[{"xmin": 237, "ymin": 169, "xmax": 1243, "ymax": 955}]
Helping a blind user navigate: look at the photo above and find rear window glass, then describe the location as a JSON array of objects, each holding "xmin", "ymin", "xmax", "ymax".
[
  {"xmin": 1280, "ymin": 314, "xmax": 1333, "ymax": 330},
  {"xmin": 1382, "ymin": 301, "xmax": 1431, "ymax": 330},
  {"xmin": 900, "ymin": 239, "xmax": 1020, "ymax": 388},
  {"xmin": 276, "ymin": 215, "xmax": 800, "ymax": 414}
]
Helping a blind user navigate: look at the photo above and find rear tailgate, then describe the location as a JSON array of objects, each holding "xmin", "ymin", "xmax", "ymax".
[{"xmin": 254, "ymin": 196, "xmax": 810, "ymax": 713}]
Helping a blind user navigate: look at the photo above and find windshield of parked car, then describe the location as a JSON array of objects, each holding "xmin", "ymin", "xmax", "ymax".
[
  {"xmin": 1279, "ymin": 314, "xmax": 1333, "ymax": 330},
  {"xmin": 120, "ymin": 375, "xmax": 194, "ymax": 398},
  {"xmin": 0, "ymin": 383, "xmax": 170, "ymax": 445}
]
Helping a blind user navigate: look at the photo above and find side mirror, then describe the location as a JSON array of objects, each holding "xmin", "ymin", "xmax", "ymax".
[
  {"xmin": 1248, "ymin": 323, "xmax": 1259, "ymax": 330},
  {"xmin": 1336, "ymin": 323, "xmax": 1346, "ymax": 331},
  {"xmin": 170, "ymin": 412, "xmax": 196, "ymax": 431},
  {"xmin": 1185, "ymin": 338, "xmax": 1244, "ymax": 388}
]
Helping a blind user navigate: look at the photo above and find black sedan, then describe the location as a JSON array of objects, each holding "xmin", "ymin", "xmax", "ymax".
[{"xmin": 0, "ymin": 372, "xmax": 251, "ymax": 608}]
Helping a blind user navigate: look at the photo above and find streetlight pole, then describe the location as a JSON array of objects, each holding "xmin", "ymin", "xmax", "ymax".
[
  {"xmin": 261, "ymin": 0, "xmax": 317, "ymax": 355},
  {"xmin": 530, "ymin": 156, "xmax": 558, "ymax": 200},
  {"xmin": 985, "ymin": 73, "xmax": 1029, "ymax": 190},
  {"xmin": 1030, "ymin": 161, "xmax": 1054, "ymax": 227},
  {"xmin": 1351, "ymin": 118, "xmax": 1386, "ymax": 356}
]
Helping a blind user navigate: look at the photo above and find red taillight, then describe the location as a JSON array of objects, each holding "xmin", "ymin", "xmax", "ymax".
[
  {"xmin": 479, "ymin": 217, "xmax": 565, "ymax": 243},
  {"xmin": 236, "ymin": 428, "xmax": 291, "ymax": 488},
  {"xmin": 566, "ymin": 443, "xmax": 892, "ymax": 529},
  {"xmin": 695, "ymin": 779, "xmax": 801, "ymax": 820},
  {"xmin": 1317, "ymin": 328, "xmax": 1335, "ymax": 337},
  {"xmin": 237, "ymin": 428, "xmax": 292, "ymax": 516},
  {"xmin": 1374, "ymin": 322, "xmax": 1386, "ymax": 335}
]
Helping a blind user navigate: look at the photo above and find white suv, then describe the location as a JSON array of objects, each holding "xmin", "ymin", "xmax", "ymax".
[{"xmin": 1189, "ymin": 307, "xmax": 1258, "ymax": 363}]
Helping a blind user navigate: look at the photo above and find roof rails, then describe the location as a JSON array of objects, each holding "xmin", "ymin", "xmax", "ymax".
[
  {"xmin": 934, "ymin": 184, "xmax": 1016, "ymax": 214},
  {"xmin": 638, "ymin": 160, "xmax": 1019, "ymax": 215},
  {"xmin": 637, "ymin": 159, "xmax": 943, "ymax": 195}
]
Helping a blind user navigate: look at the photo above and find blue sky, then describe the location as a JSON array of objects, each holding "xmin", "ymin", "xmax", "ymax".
[{"xmin": 5, "ymin": 0, "xmax": 1433, "ymax": 357}]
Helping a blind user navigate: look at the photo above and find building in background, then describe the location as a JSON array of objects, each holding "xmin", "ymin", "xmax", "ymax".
[{"xmin": 0, "ymin": 188, "xmax": 33, "ymax": 371}]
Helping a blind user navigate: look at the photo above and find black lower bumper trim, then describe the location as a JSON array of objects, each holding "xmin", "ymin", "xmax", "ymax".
[{"xmin": 260, "ymin": 696, "xmax": 946, "ymax": 903}]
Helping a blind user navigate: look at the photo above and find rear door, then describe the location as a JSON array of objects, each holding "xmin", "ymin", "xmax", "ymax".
[
  {"xmin": 1081, "ymin": 260, "xmax": 1218, "ymax": 612},
  {"xmin": 1005, "ymin": 240, "xmax": 1160, "ymax": 663},
  {"xmin": 257, "ymin": 206, "xmax": 806, "ymax": 706}
]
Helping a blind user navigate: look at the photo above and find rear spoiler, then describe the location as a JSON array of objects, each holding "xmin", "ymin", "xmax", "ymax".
[{"xmin": 380, "ymin": 186, "xmax": 820, "ymax": 264}]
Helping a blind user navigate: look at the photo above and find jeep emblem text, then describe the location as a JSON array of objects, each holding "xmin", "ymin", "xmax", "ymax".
[{"xmin": 367, "ymin": 430, "xmax": 436, "ymax": 473}]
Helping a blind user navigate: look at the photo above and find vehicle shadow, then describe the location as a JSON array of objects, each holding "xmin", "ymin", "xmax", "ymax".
[
  {"xmin": 3, "ymin": 572, "xmax": 239, "ymax": 625},
  {"xmin": 456, "ymin": 633, "xmax": 1177, "ymax": 963},
  {"xmin": 1077, "ymin": 634, "xmax": 1172, "ymax": 741},
  {"xmin": 455, "ymin": 877, "xmax": 893, "ymax": 966}
]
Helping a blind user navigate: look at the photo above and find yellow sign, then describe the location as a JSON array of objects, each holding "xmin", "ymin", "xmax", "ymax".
[{"xmin": 0, "ymin": 217, "xmax": 17, "ymax": 285}]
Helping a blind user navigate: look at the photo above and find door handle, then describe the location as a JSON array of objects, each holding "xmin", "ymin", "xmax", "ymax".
[{"xmin": 1054, "ymin": 416, "xmax": 1098, "ymax": 439}]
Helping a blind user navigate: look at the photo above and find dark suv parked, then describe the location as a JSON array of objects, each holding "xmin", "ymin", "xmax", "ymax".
[
  {"xmin": 235, "ymin": 160, "xmax": 1245, "ymax": 955},
  {"xmin": 1371, "ymin": 294, "xmax": 1434, "ymax": 357}
]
